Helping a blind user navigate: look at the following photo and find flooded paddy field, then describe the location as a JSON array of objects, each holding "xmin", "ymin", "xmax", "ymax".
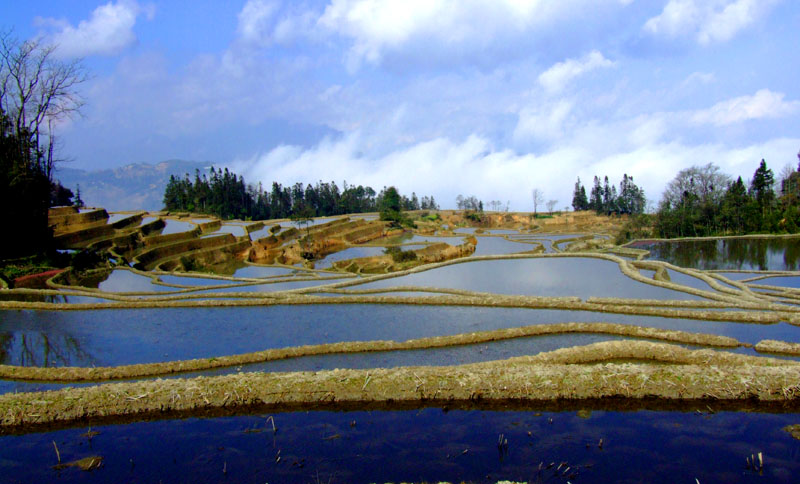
[
  {"xmin": 8, "ymin": 305, "xmax": 784, "ymax": 369},
  {"xmin": 8, "ymin": 214, "xmax": 800, "ymax": 481},
  {"xmin": 632, "ymin": 237, "xmax": 800, "ymax": 271},
  {"xmin": 351, "ymin": 257, "xmax": 704, "ymax": 300},
  {"xmin": 158, "ymin": 218, "xmax": 197, "ymax": 235},
  {"xmin": 315, "ymin": 245, "xmax": 427, "ymax": 269},
  {"xmin": 2, "ymin": 406, "xmax": 800, "ymax": 483}
]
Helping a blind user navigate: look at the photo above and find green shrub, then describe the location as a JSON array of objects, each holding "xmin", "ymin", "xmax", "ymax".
[
  {"xmin": 71, "ymin": 250, "xmax": 106, "ymax": 272},
  {"xmin": 465, "ymin": 212, "xmax": 484, "ymax": 223},
  {"xmin": 180, "ymin": 256, "xmax": 197, "ymax": 272},
  {"xmin": 384, "ymin": 246, "xmax": 418, "ymax": 263},
  {"xmin": 615, "ymin": 214, "xmax": 653, "ymax": 245}
]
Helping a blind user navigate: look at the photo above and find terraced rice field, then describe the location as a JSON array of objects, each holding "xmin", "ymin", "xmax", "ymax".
[{"xmin": 4, "ymin": 215, "xmax": 800, "ymax": 482}]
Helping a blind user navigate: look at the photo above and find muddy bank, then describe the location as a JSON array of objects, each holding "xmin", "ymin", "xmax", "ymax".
[
  {"xmin": 2, "ymin": 341, "xmax": 800, "ymax": 428},
  {"xmin": 0, "ymin": 322, "xmax": 742, "ymax": 382}
]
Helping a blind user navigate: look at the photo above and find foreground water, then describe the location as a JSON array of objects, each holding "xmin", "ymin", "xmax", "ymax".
[{"xmin": 2, "ymin": 406, "xmax": 798, "ymax": 483}]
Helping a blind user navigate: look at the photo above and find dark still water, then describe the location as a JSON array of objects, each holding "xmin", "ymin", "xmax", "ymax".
[
  {"xmin": 633, "ymin": 237, "xmax": 800, "ymax": 271},
  {"xmin": 2, "ymin": 406, "xmax": 799, "ymax": 483}
]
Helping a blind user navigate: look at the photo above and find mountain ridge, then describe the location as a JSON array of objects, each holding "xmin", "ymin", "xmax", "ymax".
[{"xmin": 54, "ymin": 160, "xmax": 213, "ymax": 211}]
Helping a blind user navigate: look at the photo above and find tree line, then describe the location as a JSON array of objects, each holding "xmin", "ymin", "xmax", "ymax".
[
  {"xmin": 572, "ymin": 174, "xmax": 646, "ymax": 215},
  {"xmin": 1, "ymin": 33, "xmax": 86, "ymax": 258},
  {"xmin": 654, "ymin": 158, "xmax": 800, "ymax": 238},
  {"xmin": 163, "ymin": 167, "xmax": 439, "ymax": 220}
]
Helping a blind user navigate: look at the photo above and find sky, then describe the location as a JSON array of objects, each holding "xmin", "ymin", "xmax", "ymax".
[{"xmin": 4, "ymin": 0, "xmax": 800, "ymax": 210}]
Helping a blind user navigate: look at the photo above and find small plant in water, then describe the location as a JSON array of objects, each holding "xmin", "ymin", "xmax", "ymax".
[
  {"xmin": 746, "ymin": 451, "xmax": 764, "ymax": 474},
  {"xmin": 529, "ymin": 460, "xmax": 579, "ymax": 482},
  {"xmin": 497, "ymin": 433, "xmax": 509, "ymax": 460}
]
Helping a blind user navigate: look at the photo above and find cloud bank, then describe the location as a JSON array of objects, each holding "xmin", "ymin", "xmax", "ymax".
[
  {"xmin": 36, "ymin": 0, "xmax": 153, "ymax": 58},
  {"xmin": 22, "ymin": 0, "xmax": 797, "ymax": 213}
]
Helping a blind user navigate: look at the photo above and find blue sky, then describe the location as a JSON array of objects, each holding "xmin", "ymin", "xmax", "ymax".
[{"xmin": 5, "ymin": 0, "xmax": 800, "ymax": 209}]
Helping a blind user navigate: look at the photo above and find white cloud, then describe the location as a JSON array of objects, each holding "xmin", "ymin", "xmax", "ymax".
[
  {"xmin": 513, "ymin": 100, "xmax": 574, "ymax": 142},
  {"xmin": 37, "ymin": 0, "xmax": 151, "ymax": 58},
  {"xmin": 231, "ymin": 122, "xmax": 800, "ymax": 212},
  {"xmin": 680, "ymin": 71, "xmax": 715, "ymax": 87},
  {"xmin": 236, "ymin": 0, "xmax": 278, "ymax": 46},
  {"xmin": 644, "ymin": 0, "xmax": 780, "ymax": 45},
  {"xmin": 538, "ymin": 51, "xmax": 615, "ymax": 94},
  {"xmin": 692, "ymin": 89, "xmax": 800, "ymax": 126},
  {"xmin": 316, "ymin": 0, "xmax": 620, "ymax": 68}
]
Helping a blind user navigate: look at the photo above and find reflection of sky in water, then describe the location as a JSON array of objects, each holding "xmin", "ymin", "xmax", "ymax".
[
  {"xmin": 190, "ymin": 278, "xmax": 345, "ymax": 294},
  {"xmin": 289, "ymin": 217, "xmax": 343, "ymax": 228},
  {"xmin": 160, "ymin": 219, "xmax": 197, "ymax": 235},
  {"xmin": 382, "ymin": 233, "xmax": 466, "ymax": 245},
  {"xmin": 454, "ymin": 228, "xmax": 520, "ymax": 235},
  {"xmin": 246, "ymin": 224, "xmax": 278, "ymax": 240},
  {"xmin": 99, "ymin": 270, "xmax": 178, "ymax": 292},
  {"xmin": 1, "ymin": 305, "xmax": 799, "ymax": 372},
  {"xmin": 664, "ymin": 270, "xmax": 718, "ymax": 292},
  {"xmin": 510, "ymin": 233, "xmax": 583, "ymax": 241},
  {"xmin": 232, "ymin": 265, "xmax": 300, "ymax": 278},
  {"xmin": 3, "ymin": 407, "xmax": 800, "ymax": 482},
  {"xmin": 754, "ymin": 276, "xmax": 800, "ymax": 288},
  {"xmin": 354, "ymin": 258, "xmax": 702, "ymax": 300},
  {"xmin": 211, "ymin": 224, "xmax": 247, "ymax": 236},
  {"xmin": 315, "ymin": 245, "xmax": 426, "ymax": 269},
  {"xmin": 188, "ymin": 334, "xmax": 629, "ymax": 377},
  {"xmin": 470, "ymin": 237, "xmax": 534, "ymax": 256},
  {"xmin": 107, "ymin": 213, "xmax": 137, "ymax": 224},
  {"xmin": 713, "ymin": 271, "xmax": 768, "ymax": 281},
  {"xmin": 158, "ymin": 274, "xmax": 241, "ymax": 287}
]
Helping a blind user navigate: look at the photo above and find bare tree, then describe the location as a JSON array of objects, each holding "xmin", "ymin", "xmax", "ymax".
[
  {"xmin": 661, "ymin": 163, "xmax": 730, "ymax": 209},
  {"xmin": 0, "ymin": 31, "xmax": 87, "ymax": 180},
  {"xmin": 777, "ymin": 163, "xmax": 796, "ymax": 196},
  {"xmin": 531, "ymin": 188, "xmax": 544, "ymax": 215},
  {"xmin": 546, "ymin": 199, "xmax": 558, "ymax": 213}
]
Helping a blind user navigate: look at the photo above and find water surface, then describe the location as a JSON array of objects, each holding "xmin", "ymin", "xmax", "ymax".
[
  {"xmin": 2, "ymin": 408, "xmax": 799, "ymax": 483},
  {"xmin": 160, "ymin": 219, "xmax": 197, "ymax": 235},
  {"xmin": 635, "ymin": 238, "xmax": 800, "ymax": 271},
  {"xmin": 2, "ymin": 305, "xmax": 795, "ymax": 370},
  {"xmin": 353, "ymin": 257, "xmax": 703, "ymax": 300}
]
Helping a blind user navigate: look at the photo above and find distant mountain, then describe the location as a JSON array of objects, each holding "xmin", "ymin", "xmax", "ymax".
[{"xmin": 54, "ymin": 160, "xmax": 212, "ymax": 211}]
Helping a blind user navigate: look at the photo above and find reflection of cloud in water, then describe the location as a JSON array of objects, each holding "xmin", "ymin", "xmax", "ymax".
[
  {"xmin": 471, "ymin": 237, "xmax": 534, "ymax": 256},
  {"xmin": 354, "ymin": 258, "xmax": 701, "ymax": 300}
]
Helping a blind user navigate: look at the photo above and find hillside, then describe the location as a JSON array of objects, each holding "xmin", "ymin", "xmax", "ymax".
[{"xmin": 55, "ymin": 159, "xmax": 211, "ymax": 211}]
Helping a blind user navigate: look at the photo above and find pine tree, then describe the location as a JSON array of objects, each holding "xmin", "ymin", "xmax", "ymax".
[
  {"xmin": 74, "ymin": 184, "xmax": 84, "ymax": 208},
  {"xmin": 572, "ymin": 177, "xmax": 589, "ymax": 211},
  {"xmin": 751, "ymin": 159, "xmax": 775, "ymax": 213}
]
